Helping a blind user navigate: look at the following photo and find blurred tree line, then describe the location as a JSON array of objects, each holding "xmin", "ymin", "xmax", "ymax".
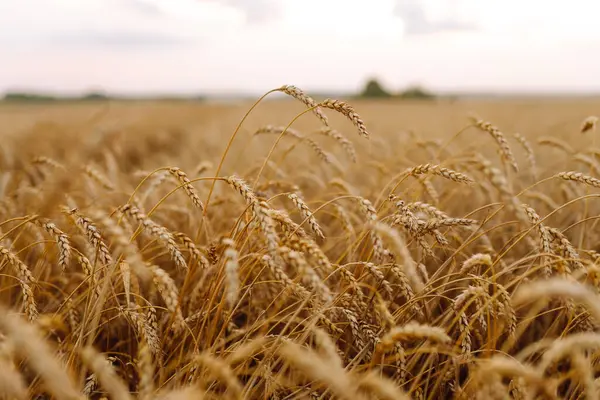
[
  {"xmin": 1, "ymin": 92, "xmax": 205, "ymax": 103},
  {"xmin": 2, "ymin": 92, "xmax": 109, "ymax": 102},
  {"xmin": 359, "ymin": 78, "xmax": 435, "ymax": 100}
]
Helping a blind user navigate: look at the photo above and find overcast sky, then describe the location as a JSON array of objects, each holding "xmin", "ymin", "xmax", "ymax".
[{"xmin": 2, "ymin": 0, "xmax": 600, "ymax": 95}]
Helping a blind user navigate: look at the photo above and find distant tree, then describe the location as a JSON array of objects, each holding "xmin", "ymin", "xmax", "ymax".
[
  {"xmin": 81, "ymin": 92, "xmax": 109, "ymax": 101},
  {"xmin": 2, "ymin": 92, "xmax": 57, "ymax": 102},
  {"xmin": 359, "ymin": 78, "xmax": 392, "ymax": 98},
  {"xmin": 398, "ymin": 85, "xmax": 435, "ymax": 100}
]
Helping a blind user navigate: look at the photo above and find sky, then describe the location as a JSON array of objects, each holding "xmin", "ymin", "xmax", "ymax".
[{"xmin": 1, "ymin": 0, "xmax": 600, "ymax": 95}]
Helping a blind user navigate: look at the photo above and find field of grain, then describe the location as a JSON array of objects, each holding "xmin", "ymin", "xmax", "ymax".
[{"xmin": 0, "ymin": 89, "xmax": 599, "ymax": 399}]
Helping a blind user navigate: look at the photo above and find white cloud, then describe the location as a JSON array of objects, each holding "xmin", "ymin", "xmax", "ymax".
[
  {"xmin": 132, "ymin": 0, "xmax": 280, "ymax": 25},
  {"xmin": 121, "ymin": 0, "xmax": 165, "ymax": 16},
  {"xmin": 50, "ymin": 29, "xmax": 197, "ymax": 50},
  {"xmin": 394, "ymin": 0, "xmax": 476, "ymax": 36},
  {"xmin": 217, "ymin": 0, "xmax": 281, "ymax": 24},
  {"xmin": 2, "ymin": 0, "xmax": 600, "ymax": 94},
  {"xmin": 0, "ymin": 0, "xmax": 241, "ymax": 49}
]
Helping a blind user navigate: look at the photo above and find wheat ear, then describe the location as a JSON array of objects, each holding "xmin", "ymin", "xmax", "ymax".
[
  {"xmin": 225, "ymin": 176, "xmax": 279, "ymax": 255},
  {"xmin": 33, "ymin": 217, "xmax": 71, "ymax": 271},
  {"xmin": 408, "ymin": 163, "xmax": 474, "ymax": 184},
  {"xmin": 222, "ymin": 238, "xmax": 240, "ymax": 309},
  {"xmin": 319, "ymin": 98, "xmax": 370, "ymax": 138},
  {"xmin": 0, "ymin": 306, "xmax": 81, "ymax": 399},
  {"xmin": 513, "ymin": 132, "xmax": 536, "ymax": 177},
  {"xmin": 167, "ymin": 167, "xmax": 205, "ymax": 211},
  {"xmin": 31, "ymin": 156, "xmax": 65, "ymax": 171},
  {"xmin": 287, "ymin": 193, "xmax": 324, "ymax": 240},
  {"xmin": 174, "ymin": 232, "xmax": 210, "ymax": 270},
  {"xmin": 120, "ymin": 204, "xmax": 187, "ymax": 270},
  {"xmin": 581, "ymin": 116, "xmax": 598, "ymax": 133},
  {"xmin": 149, "ymin": 265, "xmax": 185, "ymax": 329},
  {"xmin": 357, "ymin": 197, "xmax": 389, "ymax": 263},
  {"xmin": 317, "ymin": 127, "xmax": 357, "ymax": 162},
  {"xmin": 538, "ymin": 136, "xmax": 575, "ymax": 154},
  {"xmin": 191, "ymin": 352, "xmax": 243, "ymax": 399},
  {"xmin": 80, "ymin": 347, "xmax": 131, "ymax": 400},
  {"xmin": 377, "ymin": 322, "xmax": 451, "ymax": 353},
  {"xmin": 470, "ymin": 116, "xmax": 518, "ymax": 172},
  {"xmin": 278, "ymin": 85, "xmax": 329, "ymax": 126},
  {"xmin": 0, "ymin": 246, "xmax": 37, "ymax": 321},
  {"xmin": 71, "ymin": 212, "xmax": 112, "ymax": 265},
  {"xmin": 83, "ymin": 165, "xmax": 115, "ymax": 191},
  {"xmin": 137, "ymin": 338, "xmax": 154, "ymax": 400},
  {"xmin": 0, "ymin": 357, "xmax": 27, "ymax": 400},
  {"xmin": 555, "ymin": 171, "xmax": 600, "ymax": 188}
]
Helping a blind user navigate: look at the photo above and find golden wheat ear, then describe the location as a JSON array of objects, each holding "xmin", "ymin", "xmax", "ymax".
[
  {"xmin": 469, "ymin": 115, "xmax": 518, "ymax": 172},
  {"xmin": 278, "ymin": 85, "xmax": 329, "ymax": 126},
  {"xmin": 319, "ymin": 98, "xmax": 370, "ymax": 138},
  {"xmin": 581, "ymin": 116, "xmax": 598, "ymax": 133}
]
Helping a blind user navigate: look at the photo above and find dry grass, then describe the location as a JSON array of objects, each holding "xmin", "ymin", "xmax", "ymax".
[{"xmin": 1, "ymin": 91, "xmax": 600, "ymax": 399}]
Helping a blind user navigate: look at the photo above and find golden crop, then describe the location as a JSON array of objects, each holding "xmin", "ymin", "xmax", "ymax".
[{"xmin": 0, "ymin": 89, "xmax": 599, "ymax": 399}]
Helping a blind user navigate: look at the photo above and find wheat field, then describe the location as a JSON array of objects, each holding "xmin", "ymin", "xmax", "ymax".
[{"xmin": 0, "ymin": 88, "xmax": 600, "ymax": 399}]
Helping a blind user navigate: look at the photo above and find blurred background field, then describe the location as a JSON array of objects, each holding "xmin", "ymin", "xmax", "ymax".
[{"xmin": 2, "ymin": 96, "xmax": 598, "ymax": 166}]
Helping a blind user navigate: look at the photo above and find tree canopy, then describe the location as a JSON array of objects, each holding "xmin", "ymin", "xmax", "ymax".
[{"xmin": 358, "ymin": 78, "xmax": 435, "ymax": 100}]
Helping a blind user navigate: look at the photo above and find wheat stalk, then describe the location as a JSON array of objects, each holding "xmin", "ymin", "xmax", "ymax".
[
  {"xmin": 168, "ymin": 167, "xmax": 205, "ymax": 211},
  {"xmin": 0, "ymin": 246, "xmax": 37, "ymax": 321},
  {"xmin": 225, "ymin": 176, "xmax": 279, "ymax": 255},
  {"xmin": 417, "ymin": 176, "xmax": 439, "ymax": 204},
  {"xmin": 538, "ymin": 136, "xmax": 575, "ymax": 154},
  {"xmin": 33, "ymin": 217, "xmax": 71, "ymax": 271},
  {"xmin": 470, "ymin": 116, "xmax": 518, "ymax": 172},
  {"xmin": 522, "ymin": 204, "xmax": 553, "ymax": 258},
  {"xmin": 287, "ymin": 193, "xmax": 324, "ymax": 240},
  {"xmin": 194, "ymin": 160, "xmax": 213, "ymax": 176},
  {"xmin": 222, "ymin": 238, "xmax": 240, "ymax": 309},
  {"xmin": 70, "ymin": 211, "xmax": 112, "ymax": 265},
  {"xmin": 378, "ymin": 322, "xmax": 451, "ymax": 351},
  {"xmin": 83, "ymin": 165, "xmax": 115, "ymax": 191},
  {"xmin": 278, "ymin": 85, "xmax": 329, "ymax": 126},
  {"xmin": 278, "ymin": 246, "xmax": 331, "ymax": 303},
  {"xmin": 31, "ymin": 156, "xmax": 65, "ymax": 171},
  {"xmin": 547, "ymin": 227, "xmax": 583, "ymax": 270},
  {"xmin": 357, "ymin": 197, "xmax": 390, "ymax": 263},
  {"xmin": 278, "ymin": 339, "xmax": 364, "ymax": 400},
  {"xmin": 0, "ymin": 306, "xmax": 81, "ymax": 399},
  {"xmin": 174, "ymin": 232, "xmax": 210, "ymax": 270},
  {"xmin": 319, "ymin": 98, "xmax": 369, "ymax": 138},
  {"xmin": 255, "ymin": 125, "xmax": 334, "ymax": 164},
  {"xmin": 581, "ymin": 116, "xmax": 598, "ymax": 133},
  {"xmin": 261, "ymin": 254, "xmax": 312, "ymax": 301},
  {"xmin": 137, "ymin": 338, "xmax": 154, "ymax": 400},
  {"xmin": 120, "ymin": 204, "xmax": 187, "ymax": 270},
  {"xmin": 416, "ymin": 217, "xmax": 478, "ymax": 235},
  {"xmin": 149, "ymin": 265, "xmax": 185, "ymax": 329},
  {"xmin": 555, "ymin": 171, "xmax": 600, "ymax": 188},
  {"xmin": 459, "ymin": 254, "xmax": 492, "ymax": 275},
  {"xmin": 0, "ymin": 356, "xmax": 27, "ymax": 400},
  {"xmin": 317, "ymin": 127, "xmax": 357, "ymax": 162},
  {"xmin": 80, "ymin": 347, "xmax": 131, "ymax": 400},
  {"xmin": 408, "ymin": 163, "xmax": 474, "ymax": 184},
  {"xmin": 513, "ymin": 132, "xmax": 536, "ymax": 177},
  {"xmin": 191, "ymin": 352, "xmax": 244, "ymax": 399}
]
